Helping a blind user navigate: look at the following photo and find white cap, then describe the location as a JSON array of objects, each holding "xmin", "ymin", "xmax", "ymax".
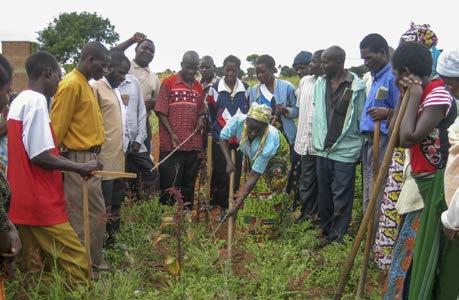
[{"xmin": 437, "ymin": 49, "xmax": 459, "ymax": 77}]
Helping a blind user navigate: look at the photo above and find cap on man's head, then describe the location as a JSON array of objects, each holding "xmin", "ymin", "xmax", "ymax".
[
  {"xmin": 292, "ymin": 51, "xmax": 312, "ymax": 67},
  {"xmin": 437, "ymin": 49, "xmax": 459, "ymax": 78}
]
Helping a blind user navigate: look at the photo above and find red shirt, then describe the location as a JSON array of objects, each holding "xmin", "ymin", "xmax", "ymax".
[
  {"xmin": 410, "ymin": 79, "xmax": 453, "ymax": 174},
  {"xmin": 155, "ymin": 74, "xmax": 204, "ymax": 152},
  {"xmin": 7, "ymin": 90, "xmax": 68, "ymax": 226}
]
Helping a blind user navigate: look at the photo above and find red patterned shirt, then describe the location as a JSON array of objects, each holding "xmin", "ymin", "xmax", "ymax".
[{"xmin": 155, "ymin": 74, "xmax": 204, "ymax": 152}]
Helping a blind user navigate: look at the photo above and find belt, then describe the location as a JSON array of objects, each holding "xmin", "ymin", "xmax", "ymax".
[{"xmin": 63, "ymin": 145, "xmax": 102, "ymax": 154}]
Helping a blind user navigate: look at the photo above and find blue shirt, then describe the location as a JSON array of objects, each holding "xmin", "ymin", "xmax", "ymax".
[
  {"xmin": 220, "ymin": 115, "xmax": 279, "ymax": 173},
  {"xmin": 360, "ymin": 64, "xmax": 399, "ymax": 135},
  {"xmin": 248, "ymin": 79, "xmax": 298, "ymax": 144}
]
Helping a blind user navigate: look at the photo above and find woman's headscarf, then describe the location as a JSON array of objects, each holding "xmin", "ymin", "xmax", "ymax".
[
  {"xmin": 401, "ymin": 22, "xmax": 438, "ymax": 48},
  {"xmin": 247, "ymin": 102, "xmax": 272, "ymax": 124},
  {"xmin": 401, "ymin": 22, "xmax": 440, "ymax": 76}
]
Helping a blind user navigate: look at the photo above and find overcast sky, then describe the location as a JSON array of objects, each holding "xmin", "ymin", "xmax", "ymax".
[{"xmin": 1, "ymin": 0, "xmax": 457, "ymax": 72}]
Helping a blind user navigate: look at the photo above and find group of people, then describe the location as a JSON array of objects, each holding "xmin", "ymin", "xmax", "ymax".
[{"xmin": 0, "ymin": 22, "xmax": 458, "ymax": 299}]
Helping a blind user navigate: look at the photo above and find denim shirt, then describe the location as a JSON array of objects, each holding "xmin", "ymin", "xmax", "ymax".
[
  {"xmin": 248, "ymin": 79, "xmax": 298, "ymax": 144},
  {"xmin": 360, "ymin": 64, "xmax": 399, "ymax": 135}
]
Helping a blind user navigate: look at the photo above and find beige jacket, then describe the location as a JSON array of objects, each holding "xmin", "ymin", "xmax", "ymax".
[{"xmin": 92, "ymin": 79, "xmax": 125, "ymax": 178}]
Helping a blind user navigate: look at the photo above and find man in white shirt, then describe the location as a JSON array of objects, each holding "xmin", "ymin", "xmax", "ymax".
[
  {"xmin": 116, "ymin": 33, "xmax": 161, "ymax": 153},
  {"xmin": 293, "ymin": 50, "xmax": 324, "ymax": 223}
]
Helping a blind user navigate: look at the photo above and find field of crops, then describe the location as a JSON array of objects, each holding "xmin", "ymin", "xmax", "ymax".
[{"xmin": 5, "ymin": 168, "xmax": 385, "ymax": 300}]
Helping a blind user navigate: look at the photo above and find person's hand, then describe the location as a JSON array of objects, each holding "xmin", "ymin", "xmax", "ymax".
[
  {"xmin": 275, "ymin": 104, "xmax": 288, "ymax": 117},
  {"xmin": 145, "ymin": 99, "xmax": 156, "ymax": 111},
  {"xmin": 130, "ymin": 142, "xmax": 141, "ymax": 154},
  {"xmin": 399, "ymin": 75, "xmax": 423, "ymax": 98},
  {"xmin": 368, "ymin": 107, "xmax": 389, "ymax": 121},
  {"xmin": 196, "ymin": 116, "xmax": 206, "ymax": 132},
  {"xmin": 442, "ymin": 225, "xmax": 458, "ymax": 240},
  {"xmin": 171, "ymin": 133, "xmax": 180, "ymax": 149},
  {"xmin": 226, "ymin": 161, "xmax": 236, "ymax": 174},
  {"xmin": 1, "ymin": 226, "xmax": 21, "ymax": 279},
  {"xmin": 131, "ymin": 32, "xmax": 146, "ymax": 43},
  {"xmin": 77, "ymin": 159, "xmax": 102, "ymax": 177}
]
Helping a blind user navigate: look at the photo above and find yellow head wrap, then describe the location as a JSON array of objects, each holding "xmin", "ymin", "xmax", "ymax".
[{"xmin": 247, "ymin": 102, "xmax": 272, "ymax": 124}]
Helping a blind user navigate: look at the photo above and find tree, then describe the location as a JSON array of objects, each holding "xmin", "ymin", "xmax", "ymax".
[
  {"xmin": 280, "ymin": 65, "xmax": 296, "ymax": 78},
  {"xmin": 246, "ymin": 54, "xmax": 259, "ymax": 67},
  {"xmin": 349, "ymin": 65, "xmax": 369, "ymax": 78},
  {"xmin": 37, "ymin": 12, "xmax": 120, "ymax": 65}
]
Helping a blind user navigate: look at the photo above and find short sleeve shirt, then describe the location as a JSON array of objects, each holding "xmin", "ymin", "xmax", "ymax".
[
  {"xmin": 154, "ymin": 74, "xmax": 204, "ymax": 152},
  {"xmin": 7, "ymin": 90, "xmax": 68, "ymax": 226},
  {"xmin": 220, "ymin": 115, "xmax": 280, "ymax": 173},
  {"xmin": 410, "ymin": 79, "xmax": 455, "ymax": 174}
]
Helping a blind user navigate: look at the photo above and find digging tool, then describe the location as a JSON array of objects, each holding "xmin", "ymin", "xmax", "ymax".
[
  {"xmin": 356, "ymin": 119, "xmax": 380, "ymax": 299},
  {"xmin": 204, "ymin": 134, "xmax": 213, "ymax": 222},
  {"xmin": 151, "ymin": 128, "xmax": 199, "ymax": 172},
  {"xmin": 335, "ymin": 90, "xmax": 410, "ymax": 300},
  {"xmin": 227, "ymin": 150, "xmax": 236, "ymax": 261},
  {"xmin": 82, "ymin": 170, "xmax": 137, "ymax": 280}
]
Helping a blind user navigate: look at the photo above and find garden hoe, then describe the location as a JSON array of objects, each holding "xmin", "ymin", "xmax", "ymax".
[
  {"xmin": 335, "ymin": 89, "xmax": 410, "ymax": 300},
  {"xmin": 356, "ymin": 87, "xmax": 387, "ymax": 298}
]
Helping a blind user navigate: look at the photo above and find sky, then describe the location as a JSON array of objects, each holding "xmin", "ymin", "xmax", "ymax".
[{"xmin": 0, "ymin": 0, "xmax": 457, "ymax": 73}]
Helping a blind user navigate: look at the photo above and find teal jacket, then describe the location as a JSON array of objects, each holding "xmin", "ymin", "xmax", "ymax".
[{"xmin": 312, "ymin": 73, "xmax": 366, "ymax": 163}]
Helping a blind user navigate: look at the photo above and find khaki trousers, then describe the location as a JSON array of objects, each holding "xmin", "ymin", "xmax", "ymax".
[
  {"xmin": 62, "ymin": 150, "xmax": 106, "ymax": 269},
  {"xmin": 19, "ymin": 222, "xmax": 89, "ymax": 283}
]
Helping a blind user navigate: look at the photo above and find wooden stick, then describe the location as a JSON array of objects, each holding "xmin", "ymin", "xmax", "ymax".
[
  {"xmin": 335, "ymin": 90, "xmax": 410, "ymax": 299},
  {"xmin": 92, "ymin": 171, "xmax": 137, "ymax": 179},
  {"xmin": 205, "ymin": 134, "xmax": 213, "ymax": 222},
  {"xmin": 82, "ymin": 179, "xmax": 93, "ymax": 280},
  {"xmin": 356, "ymin": 120, "xmax": 380, "ymax": 298},
  {"xmin": 151, "ymin": 129, "xmax": 198, "ymax": 172},
  {"xmin": 0, "ymin": 278, "xmax": 6, "ymax": 300},
  {"xmin": 194, "ymin": 170, "xmax": 202, "ymax": 222},
  {"xmin": 227, "ymin": 150, "xmax": 236, "ymax": 261}
]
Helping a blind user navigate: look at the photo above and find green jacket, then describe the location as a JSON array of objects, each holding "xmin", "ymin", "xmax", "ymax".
[{"xmin": 312, "ymin": 73, "xmax": 366, "ymax": 163}]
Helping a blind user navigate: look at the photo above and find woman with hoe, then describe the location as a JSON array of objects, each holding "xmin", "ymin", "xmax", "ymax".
[{"xmin": 219, "ymin": 102, "xmax": 290, "ymax": 217}]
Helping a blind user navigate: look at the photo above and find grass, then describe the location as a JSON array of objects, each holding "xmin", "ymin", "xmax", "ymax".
[{"xmin": 5, "ymin": 168, "xmax": 384, "ymax": 300}]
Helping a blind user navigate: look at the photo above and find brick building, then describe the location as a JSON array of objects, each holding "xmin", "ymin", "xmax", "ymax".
[{"xmin": 1, "ymin": 41, "xmax": 37, "ymax": 92}]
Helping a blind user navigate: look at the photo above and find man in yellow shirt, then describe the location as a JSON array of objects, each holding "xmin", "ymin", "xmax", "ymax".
[{"xmin": 50, "ymin": 41, "xmax": 110, "ymax": 272}]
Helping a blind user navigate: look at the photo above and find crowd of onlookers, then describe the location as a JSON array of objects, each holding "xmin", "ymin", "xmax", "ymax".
[{"xmin": 0, "ymin": 22, "xmax": 458, "ymax": 298}]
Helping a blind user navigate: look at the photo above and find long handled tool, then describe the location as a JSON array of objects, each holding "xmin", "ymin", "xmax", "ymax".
[
  {"xmin": 356, "ymin": 120, "xmax": 380, "ymax": 298},
  {"xmin": 0, "ymin": 277, "xmax": 5, "ymax": 300},
  {"xmin": 335, "ymin": 90, "xmax": 410, "ymax": 300},
  {"xmin": 151, "ymin": 128, "xmax": 199, "ymax": 172},
  {"xmin": 204, "ymin": 134, "xmax": 213, "ymax": 222},
  {"xmin": 82, "ymin": 170, "xmax": 137, "ymax": 280},
  {"xmin": 227, "ymin": 150, "xmax": 236, "ymax": 261}
]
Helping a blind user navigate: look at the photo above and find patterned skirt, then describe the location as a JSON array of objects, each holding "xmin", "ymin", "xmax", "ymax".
[
  {"xmin": 374, "ymin": 148, "xmax": 405, "ymax": 269},
  {"xmin": 263, "ymin": 132, "xmax": 291, "ymax": 193},
  {"xmin": 384, "ymin": 210, "xmax": 422, "ymax": 300}
]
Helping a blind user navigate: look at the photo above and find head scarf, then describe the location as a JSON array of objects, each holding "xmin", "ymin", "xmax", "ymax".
[
  {"xmin": 401, "ymin": 22, "xmax": 440, "ymax": 76},
  {"xmin": 437, "ymin": 49, "xmax": 459, "ymax": 78},
  {"xmin": 401, "ymin": 22, "xmax": 438, "ymax": 48},
  {"xmin": 247, "ymin": 102, "xmax": 272, "ymax": 124}
]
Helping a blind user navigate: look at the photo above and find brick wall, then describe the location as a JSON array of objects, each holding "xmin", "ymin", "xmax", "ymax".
[{"xmin": 1, "ymin": 41, "xmax": 36, "ymax": 93}]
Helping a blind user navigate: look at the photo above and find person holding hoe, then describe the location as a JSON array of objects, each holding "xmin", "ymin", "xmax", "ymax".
[{"xmin": 219, "ymin": 102, "xmax": 290, "ymax": 216}]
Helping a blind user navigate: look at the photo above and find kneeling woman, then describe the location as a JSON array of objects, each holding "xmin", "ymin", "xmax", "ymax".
[{"xmin": 219, "ymin": 103, "xmax": 290, "ymax": 216}]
